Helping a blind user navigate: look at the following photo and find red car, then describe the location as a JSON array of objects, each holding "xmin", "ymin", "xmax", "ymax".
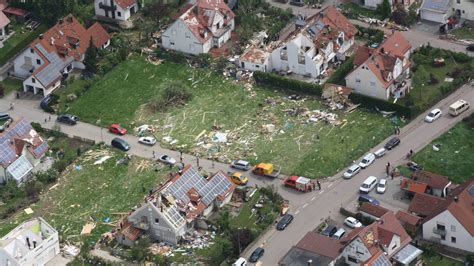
[{"xmin": 109, "ymin": 124, "xmax": 127, "ymax": 135}]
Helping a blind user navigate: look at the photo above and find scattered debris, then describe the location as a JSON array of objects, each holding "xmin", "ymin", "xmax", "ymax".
[
  {"xmin": 63, "ymin": 245, "xmax": 80, "ymax": 258},
  {"xmin": 81, "ymin": 222, "xmax": 96, "ymax": 235},
  {"xmin": 24, "ymin": 208, "xmax": 34, "ymax": 215},
  {"xmin": 94, "ymin": 156, "xmax": 112, "ymax": 165},
  {"xmin": 212, "ymin": 132, "xmax": 228, "ymax": 143}
]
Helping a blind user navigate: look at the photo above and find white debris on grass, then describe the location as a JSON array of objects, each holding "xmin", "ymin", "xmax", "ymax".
[{"xmin": 93, "ymin": 156, "xmax": 112, "ymax": 165}]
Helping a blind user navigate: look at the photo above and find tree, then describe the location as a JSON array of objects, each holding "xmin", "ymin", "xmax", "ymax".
[
  {"xmin": 377, "ymin": 0, "xmax": 392, "ymax": 19},
  {"xmin": 84, "ymin": 39, "xmax": 99, "ymax": 73},
  {"xmin": 412, "ymin": 65, "xmax": 429, "ymax": 101},
  {"xmin": 391, "ymin": 5, "xmax": 408, "ymax": 26}
]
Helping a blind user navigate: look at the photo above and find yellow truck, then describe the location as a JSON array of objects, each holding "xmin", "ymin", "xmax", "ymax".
[{"xmin": 252, "ymin": 163, "xmax": 281, "ymax": 178}]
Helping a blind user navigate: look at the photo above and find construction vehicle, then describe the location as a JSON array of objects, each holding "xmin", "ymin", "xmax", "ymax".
[
  {"xmin": 252, "ymin": 163, "xmax": 281, "ymax": 178},
  {"xmin": 284, "ymin": 176, "xmax": 315, "ymax": 192},
  {"xmin": 228, "ymin": 172, "xmax": 249, "ymax": 186}
]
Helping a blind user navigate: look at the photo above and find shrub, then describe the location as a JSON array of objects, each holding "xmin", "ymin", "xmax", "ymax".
[
  {"xmin": 326, "ymin": 57, "xmax": 354, "ymax": 85},
  {"xmin": 349, "ymin": 93, "xmax": 414, "ymax": 118},
  {"xmin": 340, "ymin": 207, "xmax": 357, "ymax": 217},
  {"xmin": 148, "ymin": 81, "xmax": 192, "ymax": 113},
  {"xmin": 253, "ymin": 71, "xmax": 323, "ymax": 96},
  {"xmin": 31, "ymin": 122, "xmax": 43, "ymax": 133},
  {"xmin": 429, "ymin": 73, "xmax": 439, "ymax": 84},
  {"xmin": 35, "ymin": 168, "xmax": 60, "ymax": 184}
]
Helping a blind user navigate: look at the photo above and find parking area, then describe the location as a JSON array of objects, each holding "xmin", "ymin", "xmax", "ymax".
[{"xmin": 412, "ymin": 20, "xmax": 441, "ymax": 35}]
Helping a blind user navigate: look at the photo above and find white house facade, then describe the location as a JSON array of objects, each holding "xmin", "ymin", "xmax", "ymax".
[
  {"xmin": 420, "ymin": 0, "xmax": 453, "ymax": 23},
  {"xmin": 94, "ymin": 0, "xmax": 138, "ymax": 21}
]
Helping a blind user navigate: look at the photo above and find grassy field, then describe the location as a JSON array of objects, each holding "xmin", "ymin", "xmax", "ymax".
[
  {"xmin": 451, "ymin": 27, "xmax": 474, "ymax": 40},
  {"xmin": 0, "ymin": 24, "xmax": 47, "ymax": 65},
  {"xmin": 0, "ymin": 148, "xmax": 167, "ymax": 243},
  {"xmin": 59, "ymin": 56, "xmax": 395, "ymax": 178},
  {"xmin": 340, "ymin": 3, "xmax": 382, "ymax": 20},
  {"xmin": 412, "ymin": 120, "xmax": 474, "ymax": 184}
]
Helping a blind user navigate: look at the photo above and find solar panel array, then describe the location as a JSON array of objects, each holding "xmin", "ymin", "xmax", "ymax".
[
  {"xmin": 0, "ymin": 120, "xmax": 32, "ymax": 166},
  {"xmin": 35, "ymin": 44, "xmax": 73, "ymax": 87},
  {"xmin": 371, "ymin": 253, "xmax": 391, "ymax": 266},
  {"xmin": 165, "ymin": 167, "xmax": 233, "ymax": 206},
  {"xmin": 33, "ymin": 141, "xmax": 49, "ymax": 157},
  {"xmin": 163, "ymin": 205, "xmax": 185, "ymax": 229},
  {"xmin": 469, "ymin": 185, "xmax": 474, "ymax": 197}
]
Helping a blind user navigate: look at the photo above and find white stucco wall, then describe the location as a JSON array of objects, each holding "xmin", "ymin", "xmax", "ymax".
[
  {"xmin": 453, "ymin": 0, "xmax": 474, "ymax": 20},
  {"xmin": 12, "ymin": 47, "xmax": 44, "ymax": 79},
  {"xmin": 364, "ymin": 0, "xmax": 383, "ymax": 9},
  {"xmin": 422, "ymin": 210, "xmax": 474, "ymax": 252},
  {"xmin": 239, "ymin": 57, "xmax": 270, "ymax": 72},
  {"xmin": 95, "ymin": 0, "xmax": 137, "ymax": 21},
  {"xmin": 345, "ymin": 65, "xmax": 390, "ymax": 100},
  {"xmin": 162, "ymin": 20, "xmax": 208, "ymax": 55},
  {"xmin": 420, "ymin": 10, "xmax": 451, "ymax": 23},
  {"xmin": 341, "ymin": 237, "xmax": 372, "ymax": 265}
]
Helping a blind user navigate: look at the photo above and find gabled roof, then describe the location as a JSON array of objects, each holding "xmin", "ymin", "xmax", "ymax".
[
  {"xmin": 401, "ymin": 178, "xmax": 428, "ymax": 194},
  {"xmin": 114, "ymin": 0, "xmax": 137, "ymax": 10},
  {"xmin": 296, "ymin": 231, "xmax": 343, "ymax": 259},
  {"xmin": 353, "ymin": 45, "xmax": 373, "ymax": 67},
  {"xmin": 412, "ymin": 171, "xmax": 451, "ymax": 189},
  {"xmin": 87, "ymin": 22, "xmax": 111, "ymax": 48},
  {"xmin": 0, "ymin": 119, "xmax": 48, "ymax": 168},
  {"xmin": 423, "ymin": 179, "xmax": 474, "ymax": 236},
  {"xmin": 421, "ymin": 0, "xmax": 452, "ymax": 14},
  {"xmin": 2, "ymin": 6, "xmax": 30, "ymax": 17},
  {"xmin": 359, "ymin": 202, "xmax": 390, "ymax": 218},
  {"xmin": 396, "ymin": 210, "xmax": 422, "ymax": 227},
  {"xmin": 0, "ymin": 10, "xmax": 9, "ymax": 29},
  {"xmin": 408, "ymin": 192, "xmax": 446, "ymax": 217},
  {"xmin": 378, "ymin": 31, "xmax": 411, "ymax": 59},
  {"xmin": 320, "ymin": 5, "xmax": 357, "ymax": 38},
  {"xmin": 364, "ymin": 251, "xmax": 392, "ymax": 266}
]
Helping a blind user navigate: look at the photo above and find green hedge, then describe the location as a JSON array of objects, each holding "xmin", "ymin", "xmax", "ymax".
[
  {"xmin": 0, "ymin": 25, "xmax": 47, "ymax": 65},
  {"xmin": 349, "ymin": 93, "xmax": 414, "ymax": 118},
  {"xmin": 253, "ymin": 71, "xmax": 323, "ymax": 96},
  {"xmin": 326, "ymin": 57, "xmax": 354, "ymax": 86}
]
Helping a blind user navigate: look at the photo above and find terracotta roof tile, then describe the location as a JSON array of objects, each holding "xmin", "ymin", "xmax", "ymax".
[
  {"xmin": 354, "ymin": 45, "xmax": 373, "ymax": 67},
  {"xmin": 412, "ymin": 171, "xmax": 451, "ymax": 189},
  {"xmin": 0, "ymin": 0, "xmax": 7, "ymax": 10},
  {"xmin": 359, "ymin": 202, "xmax": 390, "ymax": 218},
  {"xmin": 296, "ymin": 231, "xmax": 343, "ymax": 259},
  {"xmin": 87, "ymin": 22, "xmax": 111, "ymax": 48},
  {"xmin": 115, "ymin": 0, "xmax": 137, "ymax": 9},
  {"xmin": 0, "ymin": 10, "xmax": 9, "ymax": 29},
  {"xmin": 401, "ymin": 178, "xmax": 428, "ymax": 194},
  {"xmin": 379, "ymin": 31, "xmax": 411, "ymax": 59},
  {"xmin": 408, "ymin": 192, "xmax": 446, "ymax": 217},
  {"xmin": 396, "ymin": 210, "xmax": 422, "ymax": 227}
]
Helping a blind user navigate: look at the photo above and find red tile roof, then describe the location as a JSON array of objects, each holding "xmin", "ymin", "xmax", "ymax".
[
  {"xmin": 379, "ymin": 31, "xmax": 411, "ymax": 59},
  {"xmin": 412, "ymin": 171, "xmax": 451, "ymax": 190},
  {"xmin": 120, "ymin": 221, "xmax": 143, "ymax": 241},
  {"xmin": 296, "ymin": 231, "xmax": 343, "ymax": 259},
  {"xmin": 115, "ymin": 0, "xmax": 137, "ymax": 10},
  {"xmin": 2, "ymin": 6, "xmax": 30, "ymax": 17},
  {"xmin": 0, "ymin": 0, "xmax": 7, "ymax": 10},
  {"xmin": 87, "ymin": 22, "xmax": 111, "ymax": 48},
  {"xmin": 400, "ymin": 178, "xmax": 428, "ymax": 194},
  {"xmin": 359, "ymin": 202, "xmax": 390, "ymax": 218},
  {"xmin": 396, "ymin": 210, "xmax": 422, "ymax": 227},
  {"xmin": 408, "ymin": 192, "xmax": 446, "ymax": 217},
  {"xmin": 320, "ymin": 6, "xmax": 357, "ymax": 38},
  {"xmin": 354, "ymin": 45, "xmax": 373, "ymax": 67},
  {"xmin": 0, "ymin": 10, "xmax": 9, "ymax": 29},
  {"xmin": 423, "ymin": 179, "xmax": 474, "ymax": 236}
]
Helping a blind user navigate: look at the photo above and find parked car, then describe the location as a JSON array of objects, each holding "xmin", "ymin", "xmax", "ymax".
[
  {"xmin": 425, "ymin": 108, "xmax": 442, "ymax": 123},
  {"xmin": 0, "ymin": 113, "xmax": 13, "ymax": 132},
  {"xmin": 343, "ymin": 164, "xmax": 361, "ymax": 179},
  {"xmin": 230, "ymin": 172, "xmax": 249, "ymax": 186},
  {"xmin": 376, "ymin": 179, "xmax": 387, "ymax": 194},
  {"xmin": 321, "ymin": 225, "xmax": 338, "ymax": 237},
  {"xmin": 57, "ymin": 114, "xmax": 79, "ymax": 125},
  {"xmin": 111, "ymin": 138, "xmax": 130, "ymax": 151},
  {"xmin": 466, "ymin": 44, "xmax": 474, "ymax": 51},
  {"xmin": 40, "ymin": 94, "xmax": 54, "ymax": 111},
  {"xmin": 289, "ymin": 0, "xmax": 305, "ymax": 6},
  {"xmin": 360, "ymin": 176, "xmax": 378, "ymax": 193},
  {"xmin": 374, "ymin": 148, "xmax": 386, "ymax": 158},
  {"xmin": 344, "ymin": 217, "xmax": 362, "ymax": 228},
  {"xmin": 109, "ymin": 124, "xmax": 127, "ymax": 135},
  {"xmin": 158, "ymin": 155, "xmax": 176, "ymax": 165},
  {"xmin": 138, "ymin": 136, "xmax": 156, "ymax": 146},
  {"xmin": 449, "ymin": 99, "xmax": 470, "ymax": 116},
  {"xmin": 276, "ymin": 214, "xmax": 294, "ymax": 230},
  {"xmin": 249, "ymin": 247, "xmax": 265, "ymax": 263},
  {"xmin": 231, "ymin": 160, "xmax": 251, "ymax": 171},
  {"xmin": 358, "ymin": 194, "xmax": 380, "ymax": 205},
  {"xmin": 332, "ymin": 228, "xmax": 346, "ymax": 239},
  {"xmin": 359, "ymin": 153, "xmax": 375, "ymax": 169},
  {"xmin": 384, "ymin": 137, "xmax": 400, "ymax": 150}
]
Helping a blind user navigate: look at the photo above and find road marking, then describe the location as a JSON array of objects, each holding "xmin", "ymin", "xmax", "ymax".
[
  {"xmin": 302, "ymin": 203, "xmax": 308, "ymax": 208},
  {"xmin": 328, "ymin": 183, "xmax": 333, "ymax": 188},
  {"xmin": 311, "ymin": 196, "xmax": 316, "ymax": 201},
  {"xmin": 319, "ymin": 190, "xmax": 324, "ymax": 194},
  {"xmin": 295, "ymin": 210, "xmax": 300, "ymax": 215}
]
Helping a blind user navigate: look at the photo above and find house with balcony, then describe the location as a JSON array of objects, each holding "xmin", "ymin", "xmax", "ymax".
[
  {"xmin": 422, "ymin": 179, "xmax": 474, "ymax": 253},
  {"xmin": 0, "ymin": 217, "xmax": 59, "ymax": 266},
  {"xmin": 117, "ymin": 165, "xmax": 236, "ymax": 246},
  {"xmin": 345, "ymin": 31, "xmax": 412, "ymax": 100},
  {"xmin": 10, "ymin": 14, "xmax": 110, "ymax": 97},
  {"xmin": 94, "ymin": 0, "xmax": 138, "ymax": 22},
  {"xmin": 0, "ymin": 118, "xmax": 49, "ymax": 185},
  {"xmin": 161, "ymin": 0, "xmax": 235, "ymax": 55},
  {"xmin": 268, "ymin": 6, "xmax": 357, "ymax": 78}
]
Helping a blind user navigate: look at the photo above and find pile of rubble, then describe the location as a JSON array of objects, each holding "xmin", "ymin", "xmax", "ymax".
[{"xmin": 180, "ymin": 230, "xmax": 216, "ymax": 250}]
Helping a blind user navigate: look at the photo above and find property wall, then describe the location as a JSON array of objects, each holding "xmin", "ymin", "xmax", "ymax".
[
  {"xmin": 422, "ymin": 210, "xmax": 474, "ymax": 252},
  {"xmin": 162, "ymin": 20, "xmax": 208, "ymax": 55},
  {"xmin": 12, "ymin": 48, "xmax": 43, "ymax": 79},
  {"xmin": 345, "ymin": 65, "xmax": 389, "ymax": 100}
]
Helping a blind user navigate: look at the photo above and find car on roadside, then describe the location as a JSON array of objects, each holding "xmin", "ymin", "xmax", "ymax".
[
  {"xmin": 467, "ymin": 44, "xmax": 474, "ymax": 52},
  {"xmin": 111, "ymin": 138, "xmax": 130, "ymax": 151},
  {"xmin": 0, "ymin": 113, "xmax": 13, "ymax": 132},
  {"xmin": 276, "ymin": 214, "xmax": 294, "ymax": 230},
  {"xmin": 230, "ymin": 172, "xmax": 249, "ymax": 186},
  {"xmin": 376, "ymin": 179, "xmax": 387, "ymax": 194},
  {"xmin": 358, "ymin": 194, "xmax": 380, "ymax": 205},
  {"xmin": 57, "ymin": 114, "xmax": 79, "ymax": 125},
  {"xmin": 343, "ymin": 164, "xmax": 361, "ymax": 179},
  {"xmin": 289, "ymin": 0, "xmax": 305, "ymax": 6},
  {"xmin": 158, "ymin": 155, "xmax": 176, "ymax": 165},
  {"xmin": 138, "ymin": 136, "xmax": 156, "ymax": 146},
  {"xmin": 249, "ymin": 247, "xmax": 265, "ymax": 263},
  {"xmin": 332, "ymin": 228, "xmax": 346, "ymax": 239},
  {"xmin": 109, "ymin": 124, "xmax": 127, "ymax": 135},
  {"xmin": 321, "ymin": 225, "xmax": 338, "ymax": 237},
  {"xmin": 425, "ymin": 108, "xmax": 442, "ymax": 123},
  {"xmin": 384, "ymin": 137, "xmax": 400, "ymax": 150},
  {"xmin": 230, "ymin": 160, "xmax": 251, "ymax": 171},
  {"xmin": 359, "ymin": 153, "xmax": 375, "ymax": 169},
  {"xmin": 344, "ymin": 217, "xmax": 362, "ymax": 228}
]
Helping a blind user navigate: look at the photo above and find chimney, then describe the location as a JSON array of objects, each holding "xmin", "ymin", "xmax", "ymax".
[
  {"xmin": 454, "ymin": 196, "xmax": 458, "ymax": 202},
  {"xmin": 67, "ymin": 15, "xmax": 73, "ymax": 23},
  {"xmin": 59, "ymin": 18, "xmax": 63, "ymax": 24},
  {"xmin": 50, "ymin": 37, "xmax": 55, "ymax": 45},
  {"xmin": 307, "ymin": 259, "xmax": 313, "ymax": 266},
  {"xmin": 39, "ymin": 34, "xmax": 43, "ymax": 40}
]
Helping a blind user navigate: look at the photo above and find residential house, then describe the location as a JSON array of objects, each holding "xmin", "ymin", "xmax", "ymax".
[
  {"xmin": 118, "ymin": 166, "xmax": 236, "ymax": 245},
  {"xmin": 239, "ymin": 46, "xmax": 272, "ymax": 72},
  {"xmin": 269, "ymin": 6, "xmax": 357, "ymax": 78},
  {"xmin": 396, "ymin": 210, "xmax": 422, "ymax": 235},
  {"xmin": 10, "ymin": 14, "xmax": 110, "ymax": 97},
  {"xmin": 420, "ymin": 0, "xmax": 453, "ymax": 23},
  {"xmin": 0, "ymin": 118, "xmax": 49, "ymax": 184},
  {"xmin": 358, "ymin": 202, "xmax": 389, "ymax": 221},
  {"xmin": 0, "ymin": 0, "xmax": 9, "ymax": 38},
  {"xmin": 279, "ymin": 231, "xmax": 344, "ymax": 266},
  {"xmin": 452, "ymin": 0, "xmax": 474, "ymax": 20},
  {"xmin": 345, "ymin": 31, "xmax": 412, "ymax": 100},
  {"xmin": 408, "ymin": 192, "xmax": 447, "ymax": 217},
  {"xmin": 0, "ymin": 217, "xmax": 59, "ymax": 266},
  {"xmin": 422, "ymin": 179, "xmax": 474, "ymax": 253},
  {"xmin": 162, "ymin": 0, "xmax": 235, "ymax": 55},
  {"xmin": 94, "ymin": 0, "xmax": 139, "ymax": 22},
  {"xmin": 412, "ymin": 170, "xmax": 451, "ymax": 197}
]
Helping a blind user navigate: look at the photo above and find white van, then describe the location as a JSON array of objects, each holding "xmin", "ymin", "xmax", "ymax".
[
  {"xmin": 449, "ymin": 100, "xmax": 470, "ymax": 116},
  {"xmin": 233, "ymin": 257, "xmax": 247, "ymax": 266},
  {"xmin": 360, "ymin": 176, "xmax": 378, "ymax": 193}
]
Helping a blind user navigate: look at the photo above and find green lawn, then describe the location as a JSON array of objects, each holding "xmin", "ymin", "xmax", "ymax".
[
  {"xmin": 0, "ymin": 148, "xmax": 166, "ymax": 243},
  {"xmin": 451, "ymin": 27, "xmax": 474, "ymax": 41},
  {"xmin": 422, "ymin": 254, "xmax": 462, "ymax": 266},
  {"xmin": 340, "ymin": 3, "xmax": 382, "ymax": 20},
  {"xmin": 412, "ymin": 120, "xmax": 474, "ymax": 184},
  {"xmin": 0, "ymin": 24, "xmax": 47, "ymax": 65},
  {"xmin": 59, "ymin": 56, "xmax": 395, "ymax": 178},
  {"xmin": 0, "ymin": 77, "xmax": 23, "ymax": 94}
]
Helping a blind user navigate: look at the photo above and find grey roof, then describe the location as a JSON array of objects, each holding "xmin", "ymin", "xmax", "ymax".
[
  {"xmin": 421, "ymin": 0, "xmax": 452, "ymax": 13},
  {"xmin": 165, "ymin": 167, "xmax": 233, "ymax": 206},
  {"xmin": 392, "ymin": 244, "xmax": 423, "ymax": 264},
  {"xmin": 34, "ymin": 43, "xmax": 73, "ymax": 87},
  {"xmin": 371, "ymin": 253, "xmax": 391, "ymax": 266},
  {"xmin": 162, "ymin": 205, "xmax": 185, "ymax": 229},
  {"xmin": 279, "ymin": 247, "xmax": 335, "ymax": 266}
]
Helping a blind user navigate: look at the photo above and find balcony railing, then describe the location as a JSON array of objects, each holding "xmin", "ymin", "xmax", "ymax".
[{"xmin": 433, "ymin": 228, "xmax": 447, "ymax": 236}]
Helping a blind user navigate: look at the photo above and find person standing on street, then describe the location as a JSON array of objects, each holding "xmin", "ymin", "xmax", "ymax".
[{"xmin": 317, "ymin": 180, "xmax": 321, "ymax": 190}]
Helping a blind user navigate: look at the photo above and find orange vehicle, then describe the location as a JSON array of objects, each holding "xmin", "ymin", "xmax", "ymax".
[
  {"xmin": 284, "ymin": 176, "xmax": 314, "ymax": 192},
  {"xmin": 252, "ymin": 163, "xmax": 280, "ymax": 178}
]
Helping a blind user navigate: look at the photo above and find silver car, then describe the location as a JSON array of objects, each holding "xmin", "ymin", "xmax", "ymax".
[
  {"xmin": 343, "ymin": 164, "xmax": 361, "ymax": 179},
  {"xmin": 231, "ymin": 160, "xmax": 251, "ymax": 171},
  {"xmin": 158, "ymin": 155, "xmax": 176, "ymax": 165}
]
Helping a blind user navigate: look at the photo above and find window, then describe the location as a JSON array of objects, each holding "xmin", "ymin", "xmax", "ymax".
[
  {"xmin": 154, "ymin": 218, "xmax": 159, "ymax": 224},
  {"xmin": 32, "ymin": 78, "xmax": 36, "ymax": 83},
  {"xmin": 185, "ymin": 32, "xmax": 191, "ymax": 39},
  {"xmin": 36, "ymin": 59, "xmax": 41, "ymax": 65},
  {"xmin": 463, "ymin": 10, "xmax": 465, "ymax": 13},
  {"xmin": 441, "ymin": 235, "xmax": 446, "ymax": 240},
  {"xmin": 370, "ymin": 81, "xmax": 376, "ymax": 86},
  {"xmin": 30, "ymin": 48, "xmax": 34, "ymax": 54},
  {"xmin": 457, "ymin": 0, "xmax": 460, "ymax": 3},
  {"xmin": 170, "ymin": 41, "xmax": 175, "ymax": 46},
  {"xmin": 356, "ymin": 78, "xmax": 361, "ymax": 83},
  {"xmin": 117, "ymin": 11, "xmax": 121, "ymax": 17},
  {"xmin": 348, "ymin": 256, "xmax": 358, "ymax": 263},
  {"xmin": 451, "ymin": 237, "xmax": 456, "ymax": 243},
  {"xmin": 451, "ymin": 225, "xmax": 456, "ymax": 232}
]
